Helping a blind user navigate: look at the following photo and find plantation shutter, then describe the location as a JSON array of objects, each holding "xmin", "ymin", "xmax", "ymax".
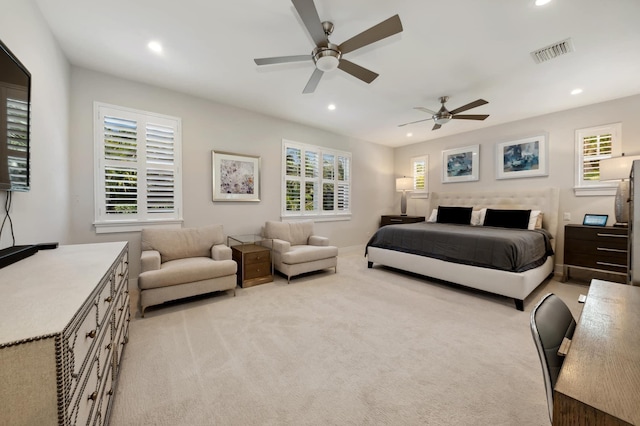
[
  {"xmin": 581, "ymin": 133, "xmax": 612, "ymax": 182},
  {"xmin": 95, "ymin": 103, "xmax": 182, "ymax": 231},
  {"xmin": 146, "ymin": 123, "xmax": 175, "ymax": 213},
  {"xmin": 337, "ymin": 155, "xmax": 350, "ymax": 211},
  {"xmin": 411, "ymin": 155, "xmax": 429, "ymax": 198},
  {"xmin": 103, "ymin": 116, "xmax": 138, "ymax": 214},
  {"xmin": 6, "ymin": 96, "xmax": 29, "ymax": 190},
  {"xmin": 285, "ymin": 146, "xmax": 302, "ymax": 212},
  {"xmin": 282, "ymin": 140, "xmax": 351, "ymax": 218}
]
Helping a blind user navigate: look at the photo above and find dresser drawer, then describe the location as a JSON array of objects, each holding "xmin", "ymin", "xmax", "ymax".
[
  {"xmin": 68, "ymin": 351, "xmax": 100, "ymax": 426},
  {"xmin": 245, "ymin": 261, "xmax": 271, "ymax": 279},
  {"xmin": 97, "ymin": 276, "xmax": 114, "ymax": 329},
  {"xmin": 67, "ymin": 301, "xmax": 99, "ymax": 382}
]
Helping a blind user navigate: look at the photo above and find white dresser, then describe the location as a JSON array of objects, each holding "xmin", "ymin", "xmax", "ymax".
[{"xmin": 0, "ymin": 242, "xmax": 130, "ymax": 425}]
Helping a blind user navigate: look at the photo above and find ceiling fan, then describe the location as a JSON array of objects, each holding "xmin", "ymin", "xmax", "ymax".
[
  {"xmin": 253, "ymin": 0, "xmax": 403, "ymax": 94},
  {"xmin": 398, "ymin": 96, "xmax": 490, "ymax": 130}
]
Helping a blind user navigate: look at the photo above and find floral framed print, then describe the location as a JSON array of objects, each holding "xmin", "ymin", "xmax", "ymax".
[
  {"xmin": 442, "ymin": 144, "xmax": 479, "ymax": 183},
  {"xmin": 212, "ymin": 151, "xmax": 261, "ymax": 201},
  {"xmin": 496, "ymin": 134, "xmax": 548, "ymax": 180}
]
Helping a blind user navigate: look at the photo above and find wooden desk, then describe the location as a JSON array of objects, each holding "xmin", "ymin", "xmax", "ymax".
[{"xmin": 553, "ymin": 279, "xmax": 640, "ymax": 425}]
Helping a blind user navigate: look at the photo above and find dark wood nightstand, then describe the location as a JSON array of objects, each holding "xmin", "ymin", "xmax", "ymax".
[
  {"xmin": 380, "ymin": 215, "xmax": 426, "ymax": 227},
  {"xmin": 563, "ymin": 224, "xmax": 628, "ymax": 281}
]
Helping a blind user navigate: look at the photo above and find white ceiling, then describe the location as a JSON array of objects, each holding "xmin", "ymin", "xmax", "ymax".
[{"xmin": 35, "ymin": 0, "xmax": 640, "ymax": 147}]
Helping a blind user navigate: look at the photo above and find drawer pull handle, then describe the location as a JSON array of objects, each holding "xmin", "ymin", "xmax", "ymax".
[
  {"xmin": 71, "ymin": 372, "xmax": 78, "ymax": 379},
  {"xmin": 88, "ymin": 391, "xmax": 98, "ymax": 401},
  {"xmin": 597, "ymin": 247, "xmax": 627, "ymax": 253},
  {"xmin": 106, "ymin": 343, "xmax": 112, "ymax": 350},
  {"xmin": 86, "ymin": 329, "xmax": 97, "ymax": 339},
  {"xmin": 596, "ymin": 261, "xmax": 626, "ymax": 268},
  {"xmin": 104, "ymin": 296, "xmax": 113, "ymax": 303},
  {"xmin": 108, "ymin": 389, "xmax": 113, "ymax": 396},
  {"xmin": 596, "ymin": 233, "xmax": 627, "ymax": 238},
  {"xmin": 119, "ymin": 273, "xmax": 125, "ymax": 277}
]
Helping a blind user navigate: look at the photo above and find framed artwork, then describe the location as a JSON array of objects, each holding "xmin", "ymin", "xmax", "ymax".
[
  {"xmin": 212, "ymin": 151, "xmax": 261, "ymax": 201},
  {"xmin": 496, "ymin": 134, "xmax": 548, "ymax": 180},
  {"xmin": 442, "ymin": 144, "xmax": 479, "ymax": 183}
]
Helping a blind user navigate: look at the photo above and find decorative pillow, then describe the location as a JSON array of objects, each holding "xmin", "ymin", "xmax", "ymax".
[
  {"xmin": 535, "ymin": 212, "xmax": 544, "ymax": 229},
  {"xmin": 471, "ymin": 208, "xmax": 487, "ymax": 226},
  {"xmin": 483, "ymin": 209, "xmax": 532, "ymax": 229},
  {"xmin": 528, "ymin": 210, "xmax": 543, "ymax": 230},
  {"xmin": 141, "ymin": 225, "xmax": 224, "ymax": 263},
  {"xmin": 427, "ymin": 209, "xmax": 438, "ymax": 223},
  {"xmin": 436, "ymin": 206, "xmax": 473, "ymax": 225}
]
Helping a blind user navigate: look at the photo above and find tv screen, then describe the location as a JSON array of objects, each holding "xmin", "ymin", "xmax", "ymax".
[{"xmin": 0, "ymin": 38, "xmax": 30, "ymax": 191}]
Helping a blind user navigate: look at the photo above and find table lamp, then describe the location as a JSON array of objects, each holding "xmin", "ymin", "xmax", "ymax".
[
  {"xmin": 599, "ymin": 153, "xmax": 640, "ymax": 226},
  {"xmin": 396, "ymin": 177, "xmax": 413, "ymax": 216}
]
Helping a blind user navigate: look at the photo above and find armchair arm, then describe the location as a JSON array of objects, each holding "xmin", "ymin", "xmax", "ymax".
[
  {"xmin": 140, "ymin": 250, "xmax": 161, "ymax": 273},
  {"xmin": 271, "ymin": 238, "xmax": 291, "ymax": 253},
  {"xmin": 211, "ymin": 244, "xmax": 232, "ymax": 261},
  {"xmin": 309, "ymin": 235, "xmax": 329, "ymax": 246}
]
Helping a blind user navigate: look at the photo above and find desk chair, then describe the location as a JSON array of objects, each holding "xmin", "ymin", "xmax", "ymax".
[{"xmin": 530, "ymin": 293, "xmax": 576, "ymax": 423}]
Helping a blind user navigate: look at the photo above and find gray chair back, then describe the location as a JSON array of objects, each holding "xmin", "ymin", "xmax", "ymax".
[{"xmin": 530, "ymin": 293, "xmax": 576, "ymax": 424}]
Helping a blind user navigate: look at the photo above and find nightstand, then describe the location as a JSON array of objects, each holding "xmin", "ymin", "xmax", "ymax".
[
  {"xmin": 228, "ymin": 235, "xmax": 274, "ymax": 288},
  {"xmin": 563, "ymin": 224, "xmax": 628, "ymax": 282},
  {"xmin": 380, "ymin": 215, "xmax": 426, "ymax": 227}
]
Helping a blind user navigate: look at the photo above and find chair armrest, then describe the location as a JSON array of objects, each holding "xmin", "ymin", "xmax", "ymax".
[
  {"xmin": 211, "ymin": 244, "xmax": 232, "ymax": 261},
  {"xmin": 140, "ymin": 250, "xmax": 161, "ymax": 273},
  {"xmin": 309, "ymin": 235, "xmax": 329, "ymax": 246},
  {"xmin": 271, "ymin": 238, "xmax": 291, "ymax": 253}
]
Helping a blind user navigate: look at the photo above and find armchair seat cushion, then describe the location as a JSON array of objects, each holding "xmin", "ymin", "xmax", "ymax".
[
  {"xmin": 139, "ymin": 257, "xmax": 237, "ymax": 290},
  {"xmin": 281, "ymin": 245, "xmax": 339, "ymax": 265}
]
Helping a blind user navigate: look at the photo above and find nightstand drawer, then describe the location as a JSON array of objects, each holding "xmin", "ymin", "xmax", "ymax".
[
  {"xmin": 244, "ymin": 250, "xmax": 270, "ymax": 265},
  {"xmin": 245, "ymin": 261, "xmax": 271, "ymax": 280},
  {"xmin": 380, "ymin": 215, "xmax": 425, "ymax": 227}
]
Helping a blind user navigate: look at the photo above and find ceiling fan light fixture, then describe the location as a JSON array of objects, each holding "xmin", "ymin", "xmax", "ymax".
[
  {"xmin": 433, "ymin": 114, "xmax": 452, "ymax": 125},
  {"xmin": 313, "ymin": 44, "xmax": 341, "ymax": 72}
]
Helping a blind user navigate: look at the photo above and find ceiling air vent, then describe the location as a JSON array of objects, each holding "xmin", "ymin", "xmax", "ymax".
[{"xmin": 530, "ymin": 38, "xmax": 575, "ymax": 64}]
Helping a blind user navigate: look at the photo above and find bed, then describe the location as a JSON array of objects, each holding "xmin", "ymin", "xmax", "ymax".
[{"xmin": 366, "ymin": 188, "xmax": 560, "ymax": 310}]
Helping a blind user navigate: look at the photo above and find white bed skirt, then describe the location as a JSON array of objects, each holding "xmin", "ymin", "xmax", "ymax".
[{"xmin": 367, "ymin": 246, "xmax": 554, "ymax": 306}]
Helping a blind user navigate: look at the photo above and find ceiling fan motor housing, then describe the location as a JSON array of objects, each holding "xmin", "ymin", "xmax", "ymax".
[{"xmin": 313, "ymin": 43, "xmax": 341, "ymax": 72}]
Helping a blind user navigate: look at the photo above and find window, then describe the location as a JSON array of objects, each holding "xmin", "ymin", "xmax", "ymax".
[
  {"xmin": 574, "ymin": 123, "xmax": 621, "ymax": 196},
  {"xmin": 411, "ymin": 155, "xmax": 429, "ymax": 198},
  {"xmin": 282, "ymin": 139, "xmax": 351, "ymax": 220},
  {"xmin": 94, "ymin": 103, "xmax": 182, "ymax": 233}
]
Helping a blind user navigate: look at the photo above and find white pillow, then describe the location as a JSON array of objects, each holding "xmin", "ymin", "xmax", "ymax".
[
  {"xmin": 528, "ymin": 210, "xmax": 542, "ymax": 230},
  {"xmin": 427, "ymin": 209, "xmax": 438, "ymax": 222},
  {"xmin": 471, "ymin": 208, "xmax": 487, "ymax": 226}
]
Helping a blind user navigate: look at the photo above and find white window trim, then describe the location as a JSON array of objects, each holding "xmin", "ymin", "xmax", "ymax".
[
  {"xmin": 410, "ymin": 155, "xmax": 429, "ymax": 199},
  {"xmin": 574, "ymin": 122, "xmax": 621, "ymax": 197},
  {"xmin": 93, "ymin": 102, "xmax": 183, "ymax": 233},
  {"xmin": 281, "ymin": 139, "xmax": 352, "ymax": 221}
]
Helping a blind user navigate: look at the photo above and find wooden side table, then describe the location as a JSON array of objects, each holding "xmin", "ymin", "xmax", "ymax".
[
  {"xmin": 380, "ymin": 215, "xmax": 425, "ymax": 227},
  {"xmin": 228, "ymin": 235, "xmax": 274, "ymax": 288},
  {"xmin": 563, "ymin": 224, "xmax": 628, "ymax": 282}
]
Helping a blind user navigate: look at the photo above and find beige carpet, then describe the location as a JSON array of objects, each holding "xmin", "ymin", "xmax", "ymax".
[{"xmin": 110, "ymin": 248, "xmax": 586, "ymax": 425}]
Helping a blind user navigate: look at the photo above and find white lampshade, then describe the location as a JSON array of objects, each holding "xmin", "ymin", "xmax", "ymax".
[
  {"xmin": 600, "ymin": 154, "xmax": 640, "ymax": 181},
  {"xmin": 396, "ymin": 177, "xmax": 413, "ymax": 191}
]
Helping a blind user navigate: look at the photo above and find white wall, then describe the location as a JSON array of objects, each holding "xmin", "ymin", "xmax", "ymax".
[
  {"xmin": 394, "ymin": 94, "xmax": 640, "ymax": 266},
  {"xmin": 0, "ymin": 0, "xmax": 70, "ymax": 249},
  {"xmin": 68, "ymin": 67, "xmax": 394, "ymax": 280}
]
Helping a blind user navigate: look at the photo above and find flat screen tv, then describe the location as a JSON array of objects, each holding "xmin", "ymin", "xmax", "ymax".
[{"xmin": 0, "ymin": 38, "xmax": 30, "ymax": 191}]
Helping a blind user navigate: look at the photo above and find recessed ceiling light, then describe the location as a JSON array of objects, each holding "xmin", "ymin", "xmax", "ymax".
[
  {"xmin": 148, "ymin": 41, "xmax": 163, "ymax": 53},
  {"xmin": 406, "ymin": 133, "xmax": 413, "ymax": 137},
  {"xmin": 327, "ymin": 104, "xmax": 336, "ymax": 111},
  {"xmin": 535, "ymin": 0, "xmax": 551, "ymax": 6},
  {"xmin": 571, "ymin": 88, "xmax": 583, "ymax": 95}
]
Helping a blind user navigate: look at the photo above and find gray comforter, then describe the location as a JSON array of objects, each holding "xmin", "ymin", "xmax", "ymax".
[{"xmin": 366, "ymin": 222, "xmax": 553, "ymax": 272}]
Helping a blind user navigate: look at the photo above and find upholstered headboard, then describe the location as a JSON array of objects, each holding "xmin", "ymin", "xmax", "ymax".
[{"xmin": 429, "ymin": 188, "xmax": 560, "ymax": 250}]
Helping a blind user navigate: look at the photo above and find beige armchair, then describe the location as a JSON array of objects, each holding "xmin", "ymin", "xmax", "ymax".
[
  {"xmin": 138, "ymin": 225, "xmax": 237, "ymax": 316},
  {"xmin": 263, "ymin": 220, "xmax": 338, "ymax": 283}
]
